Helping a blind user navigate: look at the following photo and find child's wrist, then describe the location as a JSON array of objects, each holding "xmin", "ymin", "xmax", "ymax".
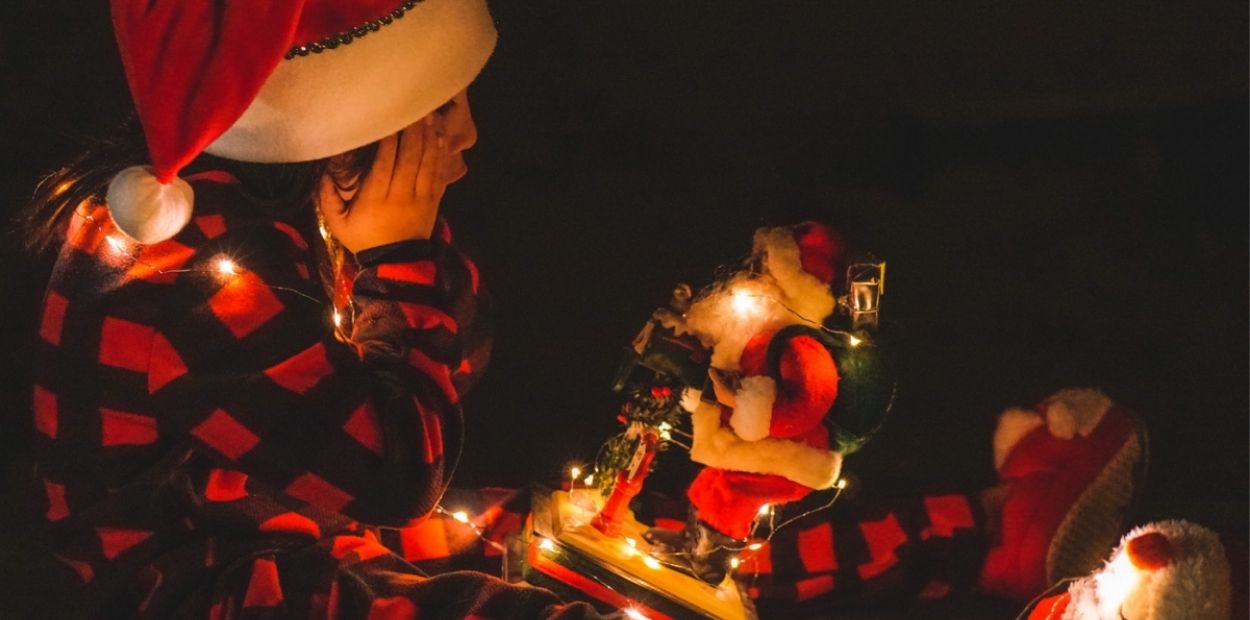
[{"xmin": 355, "ymin": 238, "xmax": 440, "ymax": 267}]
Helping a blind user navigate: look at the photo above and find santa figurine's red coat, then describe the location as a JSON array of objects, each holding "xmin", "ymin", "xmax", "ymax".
[{"xmin": 687, "ymin": 326, "xmax": 843, "ymax": 539}]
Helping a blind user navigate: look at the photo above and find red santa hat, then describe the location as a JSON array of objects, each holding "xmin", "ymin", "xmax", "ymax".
[{"xmin": 106, "ymin": 0, "xmax": 497, "ymax": 244}]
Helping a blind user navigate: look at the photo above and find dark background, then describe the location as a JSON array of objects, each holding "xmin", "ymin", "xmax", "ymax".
[{"xmin": 1, "ymin": 2, "xmax": 1245, "ymax": 618}]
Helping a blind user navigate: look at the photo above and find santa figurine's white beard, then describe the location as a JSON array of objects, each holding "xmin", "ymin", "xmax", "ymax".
[{"xmin": 684, "ymin": 271, "xmax": 830, "ymax": 371}]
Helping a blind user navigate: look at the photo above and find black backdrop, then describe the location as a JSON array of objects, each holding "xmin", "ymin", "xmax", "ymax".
[{"xmin": 1, "ymin": 2, "xmax": 1246, "ymax": 616}]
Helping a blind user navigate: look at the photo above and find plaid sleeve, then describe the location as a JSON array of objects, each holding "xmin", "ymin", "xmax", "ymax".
[{"xmin": 149, "ymin": 207, "xmax": 484, "ymax": 527}]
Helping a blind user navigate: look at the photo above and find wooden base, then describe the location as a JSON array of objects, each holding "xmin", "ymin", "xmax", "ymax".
[{"xmin": 506, "ymin": 485, "xmax": 755, "ymax": 620}]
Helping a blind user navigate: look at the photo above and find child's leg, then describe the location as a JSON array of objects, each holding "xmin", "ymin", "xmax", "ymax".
[
  {"xmin": 190, "ymin": 525, "xmax": 602, "ymax": 620},
  {"xmin": 739, "ymin": 491, "xmax": 989, "ymax": 612},
  {"xmin": 373, "ymin": 486, "xmax": 531, "ymax": 575}
]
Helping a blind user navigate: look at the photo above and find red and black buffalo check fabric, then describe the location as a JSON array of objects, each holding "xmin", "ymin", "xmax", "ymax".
[{"xmin": 30, "ymin": 172, "xmax": 595, "ymax": 618}]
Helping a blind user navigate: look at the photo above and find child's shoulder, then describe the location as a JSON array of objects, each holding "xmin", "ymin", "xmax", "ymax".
[{"xmin": 180, "ymin": 171, "xmax": 316, "ymax": 254}]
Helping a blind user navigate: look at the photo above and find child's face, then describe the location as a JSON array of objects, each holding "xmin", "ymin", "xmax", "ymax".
[{"xmin": 434, "ymin": 89, "xmax": 477, "ymax": 185}]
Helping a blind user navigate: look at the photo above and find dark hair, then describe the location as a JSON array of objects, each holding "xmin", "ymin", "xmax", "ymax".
[{"xmin": 19, "ymin": 116, "xmax": 378, "ymax": 297}]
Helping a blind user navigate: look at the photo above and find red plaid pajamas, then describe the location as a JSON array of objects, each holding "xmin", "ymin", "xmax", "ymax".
[{"xmin": 31, "ymin": 172, "xmax": 594, "ymax": 619}]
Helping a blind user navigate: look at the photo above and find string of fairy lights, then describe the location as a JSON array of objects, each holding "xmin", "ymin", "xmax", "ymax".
[
  {"xmin": 76, "ymin": 205, "xmax": 872, "ymax": 619},
  {"xmin": 76, "ymin": 208, "xmax": 365, "ymax": 341}
]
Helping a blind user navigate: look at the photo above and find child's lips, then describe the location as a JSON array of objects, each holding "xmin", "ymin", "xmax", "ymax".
[
  {"xmin": 447, "ymin": 155, "xmax": 468, "ymax": 183},
  {"xmin": 448, "ymin": 163, "xmax": 468, "ymax": 183}
]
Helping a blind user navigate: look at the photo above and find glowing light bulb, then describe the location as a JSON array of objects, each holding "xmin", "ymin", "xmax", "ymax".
[
  {"xmin": 748, "ymin": 543, "xmax": 763, "ymax": 551},
  {"xmin": 569, "ymin": 466, "xmax": 581, "ymax": 480},
  {"xmin": 216, "ymin": 258, "xmax": 237, "ymax": 276},
  {"xmin": 836, "ymin": 478, "xmax": 848, "ymax": 489},
  {"xmin": 729, "ymin": 557, "xmax": 741, "ymax": 569},
  {"xmin": 642, "ymin": 555, "xmax": 661, "ymax": 570},
  {"xmin": 658, "ymin": 422, "xmax": 672, "ymax": 432},
  {"xmin": 621, "ymin": 538, "xmax": 638, "ymax": 558},
  {"xmin": 623, "ymin": 608, "xmax": 649, "ymax": 620},
  {"xmin": 583, "ymin": 474, "xmax": 594, "ymax": 486},
  {"xmin": 848, "ymin": 335, "xmax": 863, "ymax": 347},
  {"xmin": 758, "ymin": 504, "xmax": 772, "ymax": 516},
  {"xmin": 451, "ymin": 511, "xmax": 470, "ymax": 524},
  {"xmin": 538, "ymin": 538, "xmax": 556, "ymax": 552},
  {"xmin": 730, "ymin": 289, "xmax": 761, "ymax": 318}
]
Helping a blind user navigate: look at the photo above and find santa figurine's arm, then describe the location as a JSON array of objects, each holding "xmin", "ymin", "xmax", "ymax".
[{"xmin": 730, "ymin": 334, "xmax": 839, "ymax": 441}]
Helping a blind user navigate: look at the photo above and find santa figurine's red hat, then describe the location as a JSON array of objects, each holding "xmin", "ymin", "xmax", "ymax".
[
  {"xmin": 106, "ymin": 0, "xmax": 497, "ymax": 244},
  {"xmin": 751, "ymin": 221, "xmax": 846, "ymax": 322}
]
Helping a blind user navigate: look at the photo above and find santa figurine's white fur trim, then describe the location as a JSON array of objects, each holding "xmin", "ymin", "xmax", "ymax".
[
  {"xmin": 1044, "ymin": 388, "xmax": 1112, "ymax": 440},
  {"xmin": 689, "ymin": 400, "xmax": 842, "ymax": 490},
  {"xmin": 993, "ymin": 407, "xmax": 1045, "ymax": 471},
  {"xmin": 679, "ymin": 387, "xmax": 704, "ymax": 413},
  {"xmin": 684, "ymin": 274, "xmax": 789, "ymax": 370},
  {"xmin": 206, "ymin": 0, "xmax": 496, "ymax": 163},
  {"xmin": 105, "ymin": 166, "xmax": 194, "ymax": 244},
  {"xmin": 730, "ymin": 375, "xmax": 775, "ymax": 442},
  {"xmin": 1064, "ymin": 520, "xmax": 1230, "ymax": 620},
  {"xmin": 752, "ymin": 226, "xmax": 836, "ymax": 324}
]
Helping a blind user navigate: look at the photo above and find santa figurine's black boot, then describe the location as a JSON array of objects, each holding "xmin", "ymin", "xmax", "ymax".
[
  {"xmin": 643, "ymin": 507, "xmax": 741, "ymax": 585},
  {"xmin": 687, "ymin": 518, "xmax": 739, "ymax": 584},
  {"xmin": 642, "ymin": 504, "xmax": 696, "ymax": 555}
]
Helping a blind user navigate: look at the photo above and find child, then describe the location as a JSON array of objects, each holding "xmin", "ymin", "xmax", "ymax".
[{"xmin": 24, "ymin": 1, "xmax": 602, "ymax": 618}]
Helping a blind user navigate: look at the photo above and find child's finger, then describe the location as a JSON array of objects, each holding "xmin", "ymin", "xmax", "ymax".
[
  {"xmin": 358, "ymin": 132, "xmax": 398, "ymax": 201},
  {"xmin": 392, "ymin": 118, "xmax": 425, "ymax": 191},
  {"xmin": 317, "ymin": 173, "xmax": 347, "ymax": 228},
  {"xmin": 413, "ymin": 118, "xmax": 446, "ymax": 201},
  {"xmin": 317, "ymin": 173, "xmax": 345, "ymax": 214}
]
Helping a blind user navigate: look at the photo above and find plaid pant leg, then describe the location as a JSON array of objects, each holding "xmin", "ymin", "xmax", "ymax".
[
  {"xmin": 373, "ymin": 487, "xmax": 530, "ymax": 576},
  {"xmin": 742, "ymin": 492, "xmax": 987, "ymax": 615}
]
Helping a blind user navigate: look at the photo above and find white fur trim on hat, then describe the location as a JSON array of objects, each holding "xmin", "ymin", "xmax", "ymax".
[
  {"xmin": 752, "ymin": 226, "xmax": 836, "ymax": 324},
  {"xmin": 689, "ymin": 400, "xmax": 841, "ymax": 489},
  {"xmin": 730, "ymin": 375, "xmax": 775, "ymax": 442},
  {"xmin": 1065, "ymin": 520, "xmax": 1230, "ymax": 620},
  {"xmin": 105, "ymin": 166, "xmax": 194, "ymax": 244},
  {"xmin": 205, "ymin": 0, "xmax": 497, "ymax": 162},
  {"xmin": 1044, "ymin": 388, "xmax": 1112, "ymax": 440},
  {"xmin": 993, "ymin": 407, "xmax": 1045, "ymax": 471}
]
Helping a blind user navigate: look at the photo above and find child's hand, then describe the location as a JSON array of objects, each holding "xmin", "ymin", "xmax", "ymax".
[{"xmin": 318, "ymin": 115, "xmax": 450, "ymax": 253}]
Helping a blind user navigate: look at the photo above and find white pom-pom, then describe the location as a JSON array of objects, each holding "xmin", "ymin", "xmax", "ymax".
[
  {"xmin": 1044, "ymin": 388, "xmax": 1111, "ymax": 439},
  {"xmin": 106, "ymin": 166, "xmax": 194, "ymax": 244}
]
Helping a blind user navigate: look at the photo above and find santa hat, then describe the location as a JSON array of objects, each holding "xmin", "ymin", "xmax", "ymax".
[
  {"xmin": 106, "ymin": 0, "xmax": 497, "ymax": 244},
  {"xmin": 750, "ymin": 222, "xmax": 845, "ymax": 323}
]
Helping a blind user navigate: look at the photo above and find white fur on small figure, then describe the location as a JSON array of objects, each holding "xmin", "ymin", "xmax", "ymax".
[{"xmin": 1026, "ymin": 520, "xmax": 1231, "ymax": 620}]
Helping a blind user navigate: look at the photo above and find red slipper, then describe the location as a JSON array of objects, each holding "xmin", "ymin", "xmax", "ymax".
[{"xmin": 978, "ymin": 388, "xmax": 1148, "ymax": 602}]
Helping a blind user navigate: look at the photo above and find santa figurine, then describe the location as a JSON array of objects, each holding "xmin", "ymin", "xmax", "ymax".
[{"xmin": 645, "ymin": 222, "xmax": 893, "ymax": 584}]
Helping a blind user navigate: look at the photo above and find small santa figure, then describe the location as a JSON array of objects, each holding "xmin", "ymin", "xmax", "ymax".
[
  {"xmin": 1024, "ymin": 520, "xmax": 1231, "ymax": 620},
  {"xmin": 646, "ymin": 222, "xmax": 893, "ymax": 584}
]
